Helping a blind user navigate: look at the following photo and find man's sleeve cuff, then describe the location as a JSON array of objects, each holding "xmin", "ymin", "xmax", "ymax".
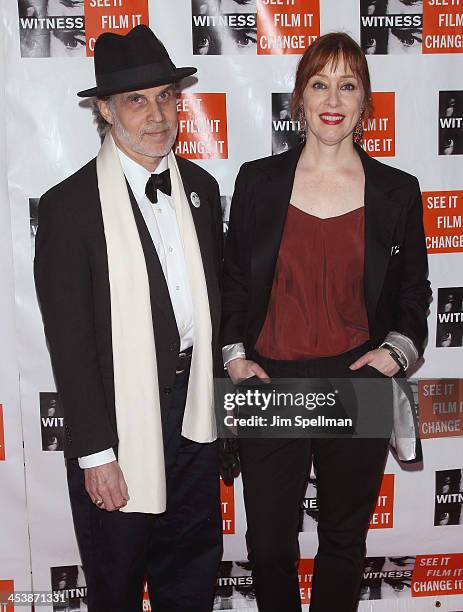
[
  {"xmin": 78, "ymin": 448, "xmax": 116, "ymax": 469},
  {"xmin": 222, "ymin": 343, "xmax": 246, "ymax": 368}
]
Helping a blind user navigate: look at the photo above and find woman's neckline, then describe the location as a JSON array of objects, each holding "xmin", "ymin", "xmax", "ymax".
[{"xmin": 289, "ymin": 203, "xmax": 364, "ymax": 220}]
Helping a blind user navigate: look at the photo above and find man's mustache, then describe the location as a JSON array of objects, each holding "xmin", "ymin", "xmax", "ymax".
[{"xmin": 141, "ymin": 123, "xmax": 175, "ymax": 135}]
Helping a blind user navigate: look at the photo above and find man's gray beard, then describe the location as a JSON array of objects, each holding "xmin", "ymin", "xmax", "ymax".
[{"xmin": 112, "ymin": 108, "xmax": 178, "ymax": 159}]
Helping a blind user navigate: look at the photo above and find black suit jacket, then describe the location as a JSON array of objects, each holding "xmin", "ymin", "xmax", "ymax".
[
  {"xmin": 222, "ymin": 143, "xmax": 431, "ymax": 357},
  {"xmin": 34, "ymin": 155, "xmax": 223, "ymax": 459}
]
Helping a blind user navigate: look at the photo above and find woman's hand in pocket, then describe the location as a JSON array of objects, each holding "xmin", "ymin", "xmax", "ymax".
[
  {"xmin": 349, "ymin": 348, "xmax": 400, "ymax": 377},
  {"xmin": 226, "ymin": 358, "xmax": 270, "ymax": 384}
]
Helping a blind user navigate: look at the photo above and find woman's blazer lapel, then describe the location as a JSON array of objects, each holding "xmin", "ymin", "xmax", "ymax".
[
  {"xmin": 357, "ymin": 144, "xmax": 405, "ymax": 328},
  {"xmin": 250, "ymin": 143, "xmax": 304, "ymax": 339}
]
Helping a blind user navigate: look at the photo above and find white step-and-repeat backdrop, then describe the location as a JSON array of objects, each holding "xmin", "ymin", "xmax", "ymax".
[{"xmin": 1, "ymin": 0, "xmax": 463, "ymax": 610}]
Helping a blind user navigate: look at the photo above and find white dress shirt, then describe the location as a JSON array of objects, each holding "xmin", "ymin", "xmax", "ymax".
[{"xmin": 78, "ymin": 147, "xmax": 194, "ymax": 469}]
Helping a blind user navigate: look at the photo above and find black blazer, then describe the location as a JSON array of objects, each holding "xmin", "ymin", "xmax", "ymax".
[
  {"xmin": 222, "ymin": 143, "xmax": 431, "ymax": 357},
  {"xmin": 34, "ymin": 155, "xmax": 223, "ymax": 459}
]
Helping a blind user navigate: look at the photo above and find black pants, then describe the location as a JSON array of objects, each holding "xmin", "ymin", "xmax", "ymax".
[
  {"xmin": 66, "ymin": 367, "xmax": 223, "ymax": 612},
  {"xmin": 240, "ymin": 342, "xmax": 391, "ymax": 612}
]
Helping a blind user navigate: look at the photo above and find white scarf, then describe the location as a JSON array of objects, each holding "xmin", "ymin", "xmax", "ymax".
[{"xmin": 96, "ymin": 133, "xmax": 216, "ymax": 514}]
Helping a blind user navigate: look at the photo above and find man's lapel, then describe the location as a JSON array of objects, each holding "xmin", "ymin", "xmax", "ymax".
[{"xmin": 126, "ymin": 181, "xmax": 179, "ymax": 337}]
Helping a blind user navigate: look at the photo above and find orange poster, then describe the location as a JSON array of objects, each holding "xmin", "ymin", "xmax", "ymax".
[
  {"xmin": 220, "ymin": 479, "xmax": 236, "ymax": 535},
  {"xmin": 412, "ymin": 554, "xmax": 463, "ymax": 597},
  {"xmin": 0, "ymin": 580, "xmax": 14, "ymax": 612},
  {"xmin": 83, "ymin": 0, "xmax": 149, "ymax": 56},
  {"xmin": 419, "ymin": 379, "xmax": 463, "ymax": 438},
  {"xmin": 142, "ymin": 580, "xmax": 151, "ymax": 611},
  {"xmin": 257, "ymin": 0, "xmax": 320, "ymax": 55},
  {"xmin": 362, "ymin": 92, "xmax": 395, "ymax": 157},
  {"xmin": 370, "ymin": 474, "xmax": 394, "ymax": 529},
  {"xmin": 298, "ymin": 558, "xmax": 314, "ymax": 604},
  {"xmin": 423, "ymin": 191, "xmax": 463, "ymax": 254},
  {"xmin": 423, "ymin": 0, "xmax": 463, "ymax": 54},
  {"xmin": 175, "ymin": 93, "xmax": 228, "ymax": 160}
]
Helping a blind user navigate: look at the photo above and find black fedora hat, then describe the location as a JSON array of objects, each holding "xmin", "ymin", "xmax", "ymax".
[{"xmin": 77, "ymin": 25, "xmax": 197, "ymax": 98}]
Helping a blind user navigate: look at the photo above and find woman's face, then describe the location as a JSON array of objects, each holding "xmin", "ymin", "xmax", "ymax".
[{"xmin": 302, "ymin": 59, "xmax": 365, "ymax": 147}]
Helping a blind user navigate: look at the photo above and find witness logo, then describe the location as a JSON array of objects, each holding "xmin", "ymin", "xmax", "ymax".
[
  {"xmin": 18, "ymin": 0, "xmax": 148, "ymax": 58},
  {"xmin": 214, "ymin": 561, "xmax": 255, "ymax": 608},
  {"xmin": 370, "ymin": 473, "xmax": 394, "ymax": 529},
  {"xmin": 0, "ymin": 405, "xmax": 5, "ymax": 461},
  {"xmin": 298, "ymin": 559, "xmax": 314, "ymax": 604},
  {"xmin": 175, "ymin": 93, "xmax": 228, "ymax": 159},
  {"xmin": 40, "ymin": 393, "xmax": 64, "ymax": 452},
  {"xmin": 0, "ymin": 580, "xmax": 14, "ymax": 612},
  {"xmin": 362, "ymin": 92, "xmax": 395, "ymax": 157},
  {"xmin": 272, "ymin": 93, "xmax": 301, "ymax": 155},
  {"xmin": 423, "ymin": 190, "xmax": 463, "ymax": 253},
  {"xmin": 220, "ymin": 478, "xmax": 235, "ymax": 534},
  {"xmin": 361, "ymin": 0, "xmax": 463, "ymax": 55},
  {"xmin": 412, "ymin": 554, "xmax": 463, "ymax": 596},
  {"xmin": 191, "ymin": 0, "xmax": 319, "ymax": 55},
  {"xmin": 436, "ymin": 287, "xmax": 463, "ymax": 348},
  {"xmin": 360, "ymin": 556, "xmax": 415, "ymax": 600},
  {"xmin": 360, "ymin": 0, "xmax": 423, "ymax": 55},
  {"xmin": 257, "ymin": 0, "xmax": 320, "ymax": 55},
  {"xmin": 51, "ymin": 565, "xmax": 87, "ymax": 611},
  {"xmin": 419, "ymin": 380, "xmax": 463, "ymax": 439},
  {"xmin": 191, "ymin": 0, "xmax": 257, "ymax": 55},
  {"xmin": 439, "ymin": 91, "xmax": 463, "ymax": 155},
  {"xmin": 434, "ymin": 469, "xmax": 463, "ymax": 526}
]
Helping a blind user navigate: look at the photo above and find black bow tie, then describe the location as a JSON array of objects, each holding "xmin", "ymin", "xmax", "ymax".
[{"xmin": 145, "ymin": 169, "xmax": 171, "ymax": 204}]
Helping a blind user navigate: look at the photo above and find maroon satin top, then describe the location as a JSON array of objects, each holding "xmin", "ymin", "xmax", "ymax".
[{"xmin": 255, "ymin": 204, "xmax": 370, "ymax": 359}]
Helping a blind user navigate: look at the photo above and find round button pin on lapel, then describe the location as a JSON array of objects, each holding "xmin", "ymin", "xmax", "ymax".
[{"xmin": 190, "ymin": 192, "xmax": 201, "ymax": 208}]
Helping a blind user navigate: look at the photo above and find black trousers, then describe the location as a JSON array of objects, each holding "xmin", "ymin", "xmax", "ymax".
[
  {"xmin": 66, "ymin": 367, "xmax": 223, "ymax": 612},
  {"xmin": 240, "ymin": 342, "xmax": 391, "ymax": 612}
]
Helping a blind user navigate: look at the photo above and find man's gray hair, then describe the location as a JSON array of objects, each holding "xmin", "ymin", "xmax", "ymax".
[{"xmin": 92, "ymin": 96, "xmax": 115, "ymax": 139}]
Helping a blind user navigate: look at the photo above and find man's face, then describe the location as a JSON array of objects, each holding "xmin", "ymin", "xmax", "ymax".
[
  {"xmin": 98, "ymin": 84, "xmax": 178, "ymax": 169},
  {"xmin": 302, "ymin": 59, "xmax": 365, "ymax": 147}
]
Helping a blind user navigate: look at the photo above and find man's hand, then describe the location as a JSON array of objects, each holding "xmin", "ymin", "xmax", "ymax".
[
  {"xmin": 84, "ymin": 460, "xmax": 129, "ymax": 512},
  {"xmin": 349, "ymin": 348, "xmax": 400, "ymax": 377},
  {"xmin": 227, "ymin": 358, "xmax": 270, "ymax": 385}
]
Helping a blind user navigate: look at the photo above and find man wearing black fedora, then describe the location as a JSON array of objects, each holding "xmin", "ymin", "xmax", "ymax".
[{"xmin": 34, "ymin": 25, "xmax": 223, "ymax": 611}]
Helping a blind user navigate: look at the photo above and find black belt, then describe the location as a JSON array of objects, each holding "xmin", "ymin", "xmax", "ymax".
[{"xmin": 176, "ymin": 346, "xmax": 193, "ymax": 373}]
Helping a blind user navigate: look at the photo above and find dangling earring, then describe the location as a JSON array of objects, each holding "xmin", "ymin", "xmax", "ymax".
[
  {"xmin": 353, "ymin": 109, "xmax": 365, "ymax": 144},
  {"xmin": 297, "ymin": 105, "xmax": 307, "ymax": 140}
]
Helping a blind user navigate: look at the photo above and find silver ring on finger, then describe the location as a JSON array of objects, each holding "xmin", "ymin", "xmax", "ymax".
[{"xmin": 95, "ymin": 499, "xmax": 104, "ymax": 507}]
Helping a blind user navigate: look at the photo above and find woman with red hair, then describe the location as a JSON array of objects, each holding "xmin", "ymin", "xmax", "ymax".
[{"xmin": 222, "ymin": 32, "xmax": 431, "ymax": 611}]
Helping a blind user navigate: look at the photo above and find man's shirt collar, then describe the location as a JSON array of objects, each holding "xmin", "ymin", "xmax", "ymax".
[{"xmin": 116, "ymin": 145, "xmax": 170, "ymax": 204}]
